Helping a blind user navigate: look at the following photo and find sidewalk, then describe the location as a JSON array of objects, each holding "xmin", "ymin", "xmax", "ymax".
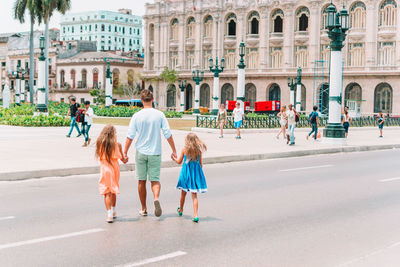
[{"xmin": 0, "ymin": 124, "xmax": 399, "ymax": 180}]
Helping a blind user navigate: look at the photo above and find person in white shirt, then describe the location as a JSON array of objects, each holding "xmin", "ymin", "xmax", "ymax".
[
  {"xmin": 124, "ymin": 90, "xmax": 177, "ymax": 217},
  {"xmin": 232, "ymin": 102, "xmax": 246, "ymax": 139},
  {"xmin": 286, "ymin": 104, "xmax": 297, "ymax": 145},
  {"xmin": 82, "ymin": 101, "xmax": 94, "ymax": 147}
]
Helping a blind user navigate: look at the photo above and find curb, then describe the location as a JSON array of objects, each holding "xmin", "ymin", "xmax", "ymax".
[{"xmin": 1, "ymin": 143, "xmax": 399, "ymax": 182}]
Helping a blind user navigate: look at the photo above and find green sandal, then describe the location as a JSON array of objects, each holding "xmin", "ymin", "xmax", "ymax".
[
  {"xmin": 192, "ymin": 217, "xmax": 199, "ymax": 223},
  {"xmin": 177, "ymin": 207, "xmax": 183, "ymax": 217}
]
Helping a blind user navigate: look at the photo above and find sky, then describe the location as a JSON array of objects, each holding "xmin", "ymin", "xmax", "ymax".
[{"xmin": 0, "ymin": 0, "xmax": 150, "ymax": 33}]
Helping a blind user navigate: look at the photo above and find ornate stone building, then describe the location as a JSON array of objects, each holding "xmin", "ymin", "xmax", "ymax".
[{"xmin": 143, "ymin": 0, "xmax": 400, "ymax": 115}]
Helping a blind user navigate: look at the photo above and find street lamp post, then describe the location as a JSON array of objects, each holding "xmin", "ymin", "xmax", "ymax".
[
  {"xmin": 36, "ymin": 36, "xmax": 48, "ymax": 113},
  {"xmin": 15, "ymin": 64, "xmax": 20, "ymax": 105},
  {"xmin": 236, "ymin": 41, "xmax": 246, "ymax": 111},
  {"xmin": 295, "ymin": 67, "xmax": 302, "ymax": 111},
  {"xmin": 209, "ymin": 57, "xmax": 225, "ymax": 115},
  {"xmin": 20, "ymin": 68, "xmax": 26, "ymax": 103},
  {"xmin": 192, "ymin": 69, "xmax": 204, "ymax": 115},
  {"xmin": 324, "ymin": 1, "xmax": 349, "ymax": 144},
  {"xmin": 287, "ymin": 77, "xmax": 296, "ymax": 106},
  {"xmin": 178, "ymin": 79, "xmax": 187, "ymax": 113},
  {"xmin": 105, "ymin": 61, "xmax": 113, "ymax": 108}
]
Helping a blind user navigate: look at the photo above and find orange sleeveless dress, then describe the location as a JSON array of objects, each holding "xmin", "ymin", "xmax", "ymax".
[{"xmin": 98, "ymin": 145, "xmax": 122, "ymax": 195}]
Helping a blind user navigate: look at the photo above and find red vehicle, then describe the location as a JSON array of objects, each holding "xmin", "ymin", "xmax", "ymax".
[
  {"xmin": 225, "ymin": 101, "xmax": 251, "ymax": 112},
  {"xmin": 255, "ymin": 101, "xmax": 281, "ymax": 114}
]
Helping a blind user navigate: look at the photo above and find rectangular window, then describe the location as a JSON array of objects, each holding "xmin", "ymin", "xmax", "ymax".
[{"xmin": 378, "ymin": 42, "xmax": 395, "ymax": 66}]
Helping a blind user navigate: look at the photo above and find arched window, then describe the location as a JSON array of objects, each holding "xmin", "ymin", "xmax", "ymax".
[
  {"xmin": 167, "ymin": 84, "xmax": 176, "ymax": 108},
  {"xmin": 200, "ymin": 84, "xmax": 210, "ymax": 108},
  {"xmin": 204, "ymin": 15, "xmax": 213, "ymax": 38},
  {"xmin": 70, "ymin": 69, "xmax": 76, "ymax": 88},
  {"xmin": 81, "ymin": 69, "xmax": 87, "ymax": 88},
  {"xmin": 221, "ymin": 83, "xmax": 234, "ymax": 105},
  {"xmin": 186, "ymin": 84, "xmax": 193, "ymax": 110},
  {"xmin": 149, "ymin": 24, "xmax": 155, "ymax": 42},
  {"xmin": 226, "ymin": 13, "xmax": 237, "ymax": 36},
  {"xmin": 378, "ymin": 42, "xmax": 395, "ymax": 65},
  {"xmin": 296, "ymin": 7, "xmax": 310, "ymax": 31},
  {"xmin": 345, "ymin": 83, "xmax": 362, "ymax": 108},
  {"xmin": 170, "ymin": 18, "xmax": 179, "ymax": 40},
  {"xmin": 248, "ymin": 11, "xmax": 260, "ymax": 35},
  {"xmin": 379, "ymin": 0, "xmax": 397, "ymax": 27},
  {"xmin": 127, "ymin": 70, "xmax": 134, "ymax": 87},
  {"xmin": 170, "ymin": 51, "xmax": 178, "ymax": 70},
  {"xmin": 271, "ymin": 9, "xmax": 284, "ymax": 33},
  {"xmin": 224, "ymin": 49, "xmax": 237, "ymax": 69},
  {"xmin": 295, "ymin": 46, "xmax": 308, "ymax": 68},
  {"xmin": 349, "ymin": 43, "xmax": 365, "ymax": 66},
  {"xmin": 268, "ymin": 84, "xmax": 281, "ymax": 101},
  {"xmin": 350, "ymin": 2, "xmax": 366, "ymax": 29},
  {"xmin": 93, "ymin": 69, "xmax": 99, "ymax": 88},
  {"xmin": 187, "ymin": 17, "xmax": 196, "ymax": 39},
  {"xmin": 186, "ymin": 50, "xmax": 195, "ymax": 70},
  {"xmin": 247, "ymin": 48, "xmax": 259, "ymax": 69},
  {"xmin": 112, "ymin": 69, "xmax": 120, "ymax": 90},
  {"xmin": 245, "ymin": 83, "xmax": 257, "ymax": 109},
  {"xmin": 60, "ymin": 70, "xmax": 65, "ymax": 87},
  {"xmin": 374, "ymin": 83, "xmax": 393, "ymax": 113},
  {"xmin": 270, "ymin": 47, "xmax": 283, "ymax": 68}
]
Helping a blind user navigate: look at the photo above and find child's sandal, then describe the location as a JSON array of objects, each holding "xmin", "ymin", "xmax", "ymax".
[
  {"xmin": 192, "ymin": 217, "xmax": 199, "ymax": 223},
  {"xmin": 177, "ymin": 207, "xmax": 183, "ymax": 217}
]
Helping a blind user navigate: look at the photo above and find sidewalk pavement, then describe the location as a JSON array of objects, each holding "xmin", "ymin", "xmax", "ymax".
[{"xmin": 0, "ymin": 124, "xmax": 399, "ymax": 181}]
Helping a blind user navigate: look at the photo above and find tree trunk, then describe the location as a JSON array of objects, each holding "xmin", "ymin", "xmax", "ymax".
[
  {"xmin": 45, "ymin": 20, "xmax": 49, "ymax": 105},
  {"xmin": 29, "ymin": 20, "xmax": 34, "ymax": 104}
]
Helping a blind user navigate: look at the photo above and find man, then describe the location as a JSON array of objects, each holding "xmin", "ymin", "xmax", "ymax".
[
  {"xmin": 287, "ymin": 104, "xmax": 297, "ymax": 145},
  {"xmin": 66, "ymin": 98, "xmax": 82, "ymax": 138},
  {"xmin": 377, "ymin": 111, "xmax": 385, "ymax": 138},
  {"xmin": 232, "ymin": 102, "xmax": 246, "ymax": 139},
  {"xmin": 124, "ymin": 90, "xmax": 177, "ymax": 217},
  {"xmin": 307, "ymin": 106, "xmax": 319, "ymax": 141},
  {"xmin": 82, "ymin": 101, "xmax": 94, "ymax": 147}
]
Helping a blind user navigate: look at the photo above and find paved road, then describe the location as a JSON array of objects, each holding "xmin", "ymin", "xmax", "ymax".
[{"xmin": 1, "ymin": 150, "xmax": 400, "ymax": 266}]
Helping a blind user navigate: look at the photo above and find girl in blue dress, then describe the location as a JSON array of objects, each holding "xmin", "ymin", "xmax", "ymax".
[{"xmin": 173, "ymin": 133, "xmax": 207, "ymax": 223}]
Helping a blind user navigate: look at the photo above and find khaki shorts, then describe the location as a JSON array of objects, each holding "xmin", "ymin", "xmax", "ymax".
[{"xmin": 135, "ymin": 151, "xmax": 161, "ymax": 182}]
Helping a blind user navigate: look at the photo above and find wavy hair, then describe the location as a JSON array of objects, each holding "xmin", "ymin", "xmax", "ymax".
[
  {"xmin": 184, "ymin": 133, "xmax": 207, "ymax": 161},
  {"xmin": 95, "ymin": 125, "xmax": 117, "ymax": 164}
]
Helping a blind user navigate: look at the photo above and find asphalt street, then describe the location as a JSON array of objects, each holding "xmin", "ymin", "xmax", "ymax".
[{"xmin": 1, "ymin": 149, "xmax": 400, "ymax": 266}]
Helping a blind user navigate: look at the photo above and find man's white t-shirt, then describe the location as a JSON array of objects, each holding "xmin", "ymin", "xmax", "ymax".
[
  {"xmin": 84, "ymin": 107, "xmax": 94, "ymax": 125},
  {"xmin": 232, "ymin": 108, "xmax": 244, "ymax": 122},
  {"xmin": 127, "ymin": 108, "xmax": 172, "ymax": 155},
  {"xmin": 287, "ymin": 109, "xmax": 296, "ymax": 125}
]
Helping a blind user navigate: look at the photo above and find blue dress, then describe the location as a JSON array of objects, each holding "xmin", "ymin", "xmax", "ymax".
[{"xmin": 176, "ymin": 155, "xmax": 207, "ymax": 193}]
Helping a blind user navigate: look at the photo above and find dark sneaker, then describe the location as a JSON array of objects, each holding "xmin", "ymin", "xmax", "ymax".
[
  {"xmin": 66, "ymin": 135, "xmax": 71, "ymax": 138},
  {"xmin": 76, "ymin": 133, "xmax": 82, "ymax": 137},
  {"xmin": 154, "ymin": 200, "xmax": 162, "ymax": 217}
]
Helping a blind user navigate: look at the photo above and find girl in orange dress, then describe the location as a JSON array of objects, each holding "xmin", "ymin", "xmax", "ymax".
[{"xmin": 95, "ymin": 125, "xmax": 127, "ymax": 223}]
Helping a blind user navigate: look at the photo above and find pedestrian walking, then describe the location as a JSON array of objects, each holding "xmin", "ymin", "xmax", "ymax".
[
  {"xmin": 377, "ymin": 112, "xmax": 385, "ymax": 138},
  {"xmin": 124, "ymin": 90, "xmax": 177, "ymax": 217},
  {"xmin": 307, "ymin": 106, "xmax": 319, "ymax": 141},
  {"xmin": 82, "ymin": 101, "xmax": 94, "ymax": 147},
  {"xmin": 276, "ymin": 105, "xmax": 287, "ymax": 139},
  {"xmin": 342, "ymin": 110, "xmax": 352, "ymax": 138},
  {"xmin": 232, "ymin": 102, "xmax": 246, "ymax": 139},
  {"xmin": 95, "ymin": 125, "xmax": 127, "ymax": 223},
  {"xmin": 174, "ymin": 133, "xmax": 207, "ymax": 223},
  {"xmin": 217, "ymin": 104, "xmax": 228, "ymax": 138},
  {"xmin": 66, "ymin": 98, "xmax": 82, "ymax": 138},
  {"xmin": 286, "ymin": 104, "xmax": 297, "ymax": 145}
]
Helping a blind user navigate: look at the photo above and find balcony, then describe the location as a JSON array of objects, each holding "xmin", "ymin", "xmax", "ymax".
[
  {"xmin": 269, "ymin": 32, "xmax": 283, "ymax": 45},
  {"xmin": 378, "ymin": 26, "xmax": 397, "ymax": 40},
  {"xmin": 185, "ymin": 38, "xmax": 195, "ymax": 48},
  {"xmin": 224, "ymin": 35, "xmax": 237, "ymax": 47},
  {"xmin": 169, "ymin": 38, "xmax": 179, "ymax": 48},
  {"xmin": 246, "ymin": 34, "xmax": 259, "ymax": 46},
  {"xmin": 348, "ymin": 28, "xmax": 366, "ymax": 42},
  {"xmin": 294, "ymin": 31, "xmax": 309, "ymax": 45},
  {"xmin": 203, "ymin": 37, "xmax": 213, "ymax": 47}
]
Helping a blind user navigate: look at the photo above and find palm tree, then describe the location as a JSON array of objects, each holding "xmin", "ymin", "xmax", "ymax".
[
  {"xmin": 13, "ymin": 0, "xmax": 44, "ymax": 104},
  {"xmin": 41, "ymin": 0, "xmax": 71, "ymax": 105}
]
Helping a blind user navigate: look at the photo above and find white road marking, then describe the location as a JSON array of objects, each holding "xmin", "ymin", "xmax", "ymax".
[
  {"xmin": 280, "ymin": 165, "xmax": 333, "ymax": 172},
  {"xmin": 379, "ymin": 177, "xmax": 400, "ymax": 183},
  {"xmin": 336, "ymin": 241, "xmax": 400, "ymax": 266},
  {"xmin": 0, "ymin": 228, "xmax": 105, "ymax": 250},
  {"xmin": 0, "ymin": 216, "xmax": 15, "ymax": 221},
  {"xmin": 117, "ymin": 251, "xmax": 187, "ymax": 267}
]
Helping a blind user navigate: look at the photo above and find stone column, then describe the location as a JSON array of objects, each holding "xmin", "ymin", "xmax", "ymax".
[
  {"xmin": 296, "ymin": 83, "xmax": 302, "ymax": 111},
  {"xmin": 259, "ymin": 8, "xmax": 269, "ymax": 70},
  {"xmin": 365, "ymin": 1, "xmax": 377, "ymax": 68},
  {"xmin": 283, "ymin": 6, "xmax": 294, "ymax": 70},
  {"xmin": 309, "ymin": 1, "xmax": 322, "ymax": 67}
]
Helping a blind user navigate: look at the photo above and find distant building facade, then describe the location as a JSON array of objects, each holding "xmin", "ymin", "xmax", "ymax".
[
  {"xmin": 60, "ymin": 9, "xmax": 143, "ymax": 53},
  {"xmin": 143, "ymin": 0, "xmax": 400, "ymax": 115}
]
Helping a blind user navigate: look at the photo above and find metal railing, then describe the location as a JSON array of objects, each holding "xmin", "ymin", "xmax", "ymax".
[{"xmin": 196, "ymin": 115, "xmax": 400, "ymax": 129}]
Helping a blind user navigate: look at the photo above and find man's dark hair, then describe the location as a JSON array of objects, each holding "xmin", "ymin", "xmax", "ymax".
[
  {"xmin": 84, "ymin": 100, "xmax": 90, "ymax": 105},
  {"xmin": 140, "ymin": 89, "xmax": 154, "ymax": 103},
  {"xmin": 313, "ymin": 106, "xmax": 318, "ymax": 111},
  {"xmin": 70, "ymin": 98, "xmax": 76, "ymax": 102}
]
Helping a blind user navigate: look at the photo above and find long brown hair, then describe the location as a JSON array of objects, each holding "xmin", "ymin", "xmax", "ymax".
[
  {"xmin": 184, "ymin": 133, "xmax": 207, "ymax": 161},
  {"xmin": 96, "ymin": 125, "xmax": 117, "ymax": 163}
]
